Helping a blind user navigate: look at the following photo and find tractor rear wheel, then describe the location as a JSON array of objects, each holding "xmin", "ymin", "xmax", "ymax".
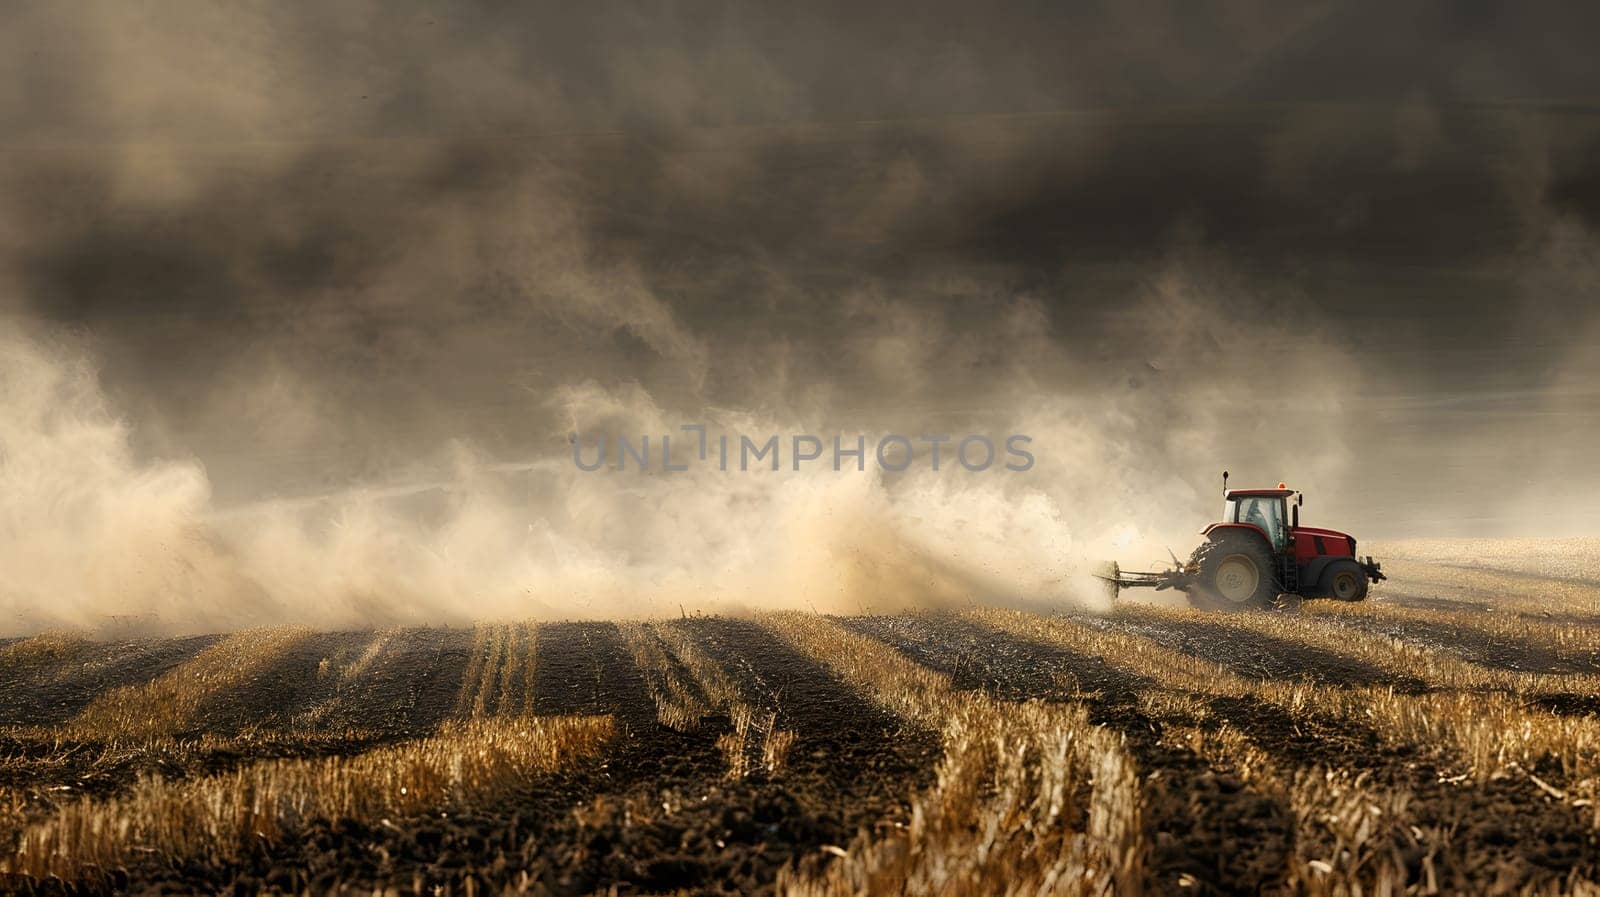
[
  {"xmin": 1321, "ymin": 559, "xmax": 1370, "ymax": 601},
  {"xmin": 1190, "ymin": 534, "xmax": 1277, "ymax": 610}
]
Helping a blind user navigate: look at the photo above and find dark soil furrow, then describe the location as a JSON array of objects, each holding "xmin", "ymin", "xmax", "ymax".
[
  {"xmin": 1383, "ymin": 578, "xmax": 1600, "ymax": 627},
  {"xmin": 1076, "ymin": 613, "xmax": 1600, "ymax": 892},
  {"xmin": 302, "ymin": 627, "xmax": 476, "ymax": 734},
  {"xmin": 188, "ymin": 631, "xmax": 380, "ymax": 734},
  {"xmin": 1377, "ymin": 590, "xmax": 1496, "ymax": 613},
  {"xmin": 1090, "ymin": 609, "xmax": 1430, "ymax": 691},
  {"xmin": 507, "ymin": 616, "xmax": 916, "ymax": 896},
  {"xmin": 845, "ymin": 613, "xmax": 1296, "ymax": 897},
  {"xmin": 113, "ymin": 618, "xmax": 938, "ymax": 896},
  {"xmin": 406, "ymin": 626, "xmax": 473, "ymax": 722},
  {"xmin": 1376, "ymin": 572, "xmax": 1600, "ymax": 623},
  {"xmin": 844, "ymin": 613, "xmax": 1161, "ymax": 697},
  {"xmin": 1404, "ymin": 560, "xmax": 1600, "ymax": 591},
  {"xmin": 531, "ymin": 621, "xmax": 657, "ymax": 728},
  {"xmin": 638, "ymin": 623, "xmax": 714, "ymax": 711},
  {"xmin": 1515, "ymin": 609, "xmax": 1600, "ymax": 628},
  {"xmin": 0, "ymin": 635, "xmax": 221, "ymax": 727},
  {"xmin": 0, "ymin": 731, "xmax": 403, "ymax": 804},
  {"xmin": 1528, "ymin": 692, "xmax": 1600, "ymax": 717},
  {"xmin": 115, "ymin": 622, "xmax": 716, "ymax": 895},
  {"xmin": 411, "ymin": 627, "xmax": 477, "ymax": 727},
  {"xmin": 1313, "ymin": 613, "xmax": 1600, "ymax": 674},
  {"xmin": 681, "ymin": 617, "xmax": 942, "ymax": 819}
]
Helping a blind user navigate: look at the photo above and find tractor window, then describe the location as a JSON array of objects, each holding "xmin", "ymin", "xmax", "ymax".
[{"xmin": 1234, "ymin": 497, "xmax": 1288, "ymax": 551}]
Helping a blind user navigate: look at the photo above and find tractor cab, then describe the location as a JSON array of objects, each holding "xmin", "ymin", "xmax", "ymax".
[{"xmin": 1221, "ymin": 488, "xmax": 1293, "ymax": 552}]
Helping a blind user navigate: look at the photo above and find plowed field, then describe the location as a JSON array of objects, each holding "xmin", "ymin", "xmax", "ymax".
[{"xmin": 4, "ymin": 543, "xmax": 1600, "ymax": 895}]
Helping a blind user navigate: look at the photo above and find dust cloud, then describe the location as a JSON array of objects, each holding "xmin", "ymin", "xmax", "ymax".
[
  {"xmin": 3, "ymin": 3, "xmax": 1599, "ymax": 634},
  {"xmin": 0, "ymin": 257, "xmax": 1366, "ymax": 635}
]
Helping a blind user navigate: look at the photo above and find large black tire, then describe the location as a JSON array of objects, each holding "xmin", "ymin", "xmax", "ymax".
[
  {"xmin": 1189, "ymin": 533, "xmax": 1278, "ymax": 610},
  {"xmin": 1320, "ymin": 559, "xmax": 1370, "ymax": 601}
]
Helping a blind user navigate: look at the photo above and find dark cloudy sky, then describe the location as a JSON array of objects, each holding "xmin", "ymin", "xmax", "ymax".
[{"xmin": 4, "ymin": 0, "xmax": 1600, "ymax": 545}]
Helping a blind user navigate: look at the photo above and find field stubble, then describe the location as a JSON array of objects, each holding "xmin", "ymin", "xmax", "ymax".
[{"xmin": 1, "ymin": 540, "xmax": 1599, "ymax": 894}]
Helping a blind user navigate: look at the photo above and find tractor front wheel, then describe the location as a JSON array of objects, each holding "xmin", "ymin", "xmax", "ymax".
[
  {"xmin": 1190, "ymin": 534, "xmax": 1278, "ymax": 610},
  {"xmin": 1320, "ymin": 559, "xmax": 1370, "ymax": 602}
]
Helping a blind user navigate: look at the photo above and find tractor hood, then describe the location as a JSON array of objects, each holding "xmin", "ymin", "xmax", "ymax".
[
  {"xmin": 1293, "ymin": 525, "xmax": 1355, "ymax": 542},
  {"xmin": 1292, "ymin": 525, "xmax": 1358, "ymax": 559}
]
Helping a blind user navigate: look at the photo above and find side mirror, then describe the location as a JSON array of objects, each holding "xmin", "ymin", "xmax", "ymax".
[{"xmin": 1221, "ymin": 470, "xmax": 1229, "ymax": 497}]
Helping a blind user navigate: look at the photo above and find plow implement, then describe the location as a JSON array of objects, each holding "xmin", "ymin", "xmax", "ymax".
[{"xmin": 1094, "ymin": 560, "xmax": 1193, "ymax": 597}]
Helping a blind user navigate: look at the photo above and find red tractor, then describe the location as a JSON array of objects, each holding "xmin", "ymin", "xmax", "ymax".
[{"xmin": 1099, "ymin": 472, "xmax": 1385, "ymax": 609}]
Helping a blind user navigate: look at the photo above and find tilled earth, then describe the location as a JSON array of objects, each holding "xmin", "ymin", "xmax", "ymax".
[{"xmin": 3, "ymin": 558, "xmax": 1600, "ymax": 895}]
